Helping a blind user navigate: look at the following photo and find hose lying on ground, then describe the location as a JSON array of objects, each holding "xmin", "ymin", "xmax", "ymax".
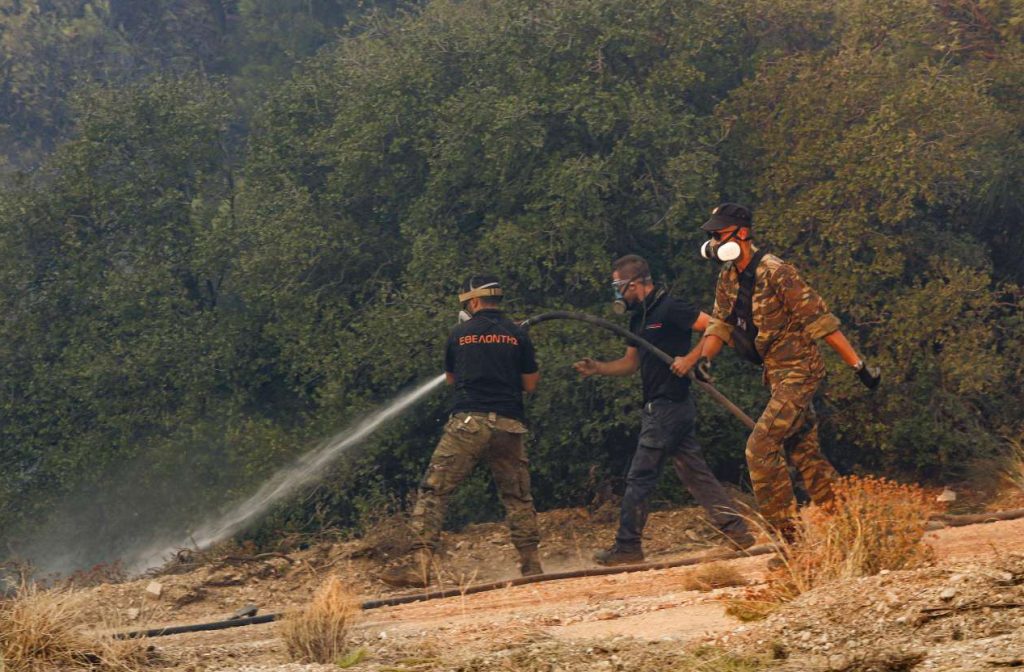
[
  {"xmin": 111, "ymin": 307, "xmax": 1024, "ymax": 638},
  {"xmin": 115, "ymin": 312, "xmax": 754, "ymax": 639},
  {"xmin": 115, "ymin": 543, "xmax": 775, "ymax": 639},
  {"xmin": 115, "ymin": 506, "xmax": 1024, "ymax": 639}
]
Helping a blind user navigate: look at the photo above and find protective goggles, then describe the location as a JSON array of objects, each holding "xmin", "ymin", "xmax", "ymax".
[{"xmin": 611, "ymin": 276, "xmax": 650, "ymax": 302}]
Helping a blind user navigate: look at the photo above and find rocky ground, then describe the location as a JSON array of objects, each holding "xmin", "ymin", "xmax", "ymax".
[{"xmin": 40, "ymin": 487, "xmax": 1024, "ymax": 670}]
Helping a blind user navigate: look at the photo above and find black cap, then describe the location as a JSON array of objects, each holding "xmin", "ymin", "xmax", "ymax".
[{"xmin": 701, "ymin": 203, "xmax": 753, "ymax": 232}]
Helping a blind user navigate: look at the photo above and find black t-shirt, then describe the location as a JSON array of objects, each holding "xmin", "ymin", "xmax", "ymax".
[
  {"xmin": 444, "ymin": 309, "xmax": 539, "ymax": 421},
  {"xmin": 628, "ymin": 290, "xmax": 698, "ymax": 403}
]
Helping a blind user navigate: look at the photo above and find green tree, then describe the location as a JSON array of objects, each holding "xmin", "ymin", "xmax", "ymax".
[
  {"xmin": 720, "ymin": 0, "xmax": 1024, "ymax": 475},
  {"xmin": 0, "ymin": 0, "xmax": 404, "ymax": 169},
  {"xmin": 3, "ymin": 0, "xmax": 1023, "ymax": 572},
  {"xmin": 0, "ymin": 74, "xmax": 249, "ymax": 541},
  {"xmin": 232, "ymin": 0, "xmax": 759, "ymax": 529}
]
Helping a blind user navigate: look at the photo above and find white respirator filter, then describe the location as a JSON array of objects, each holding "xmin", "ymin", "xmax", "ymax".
[
  {"xmin": 700, "ymin": 239, "xmax": 741, "ymax": 262},
  {"xmin": 715, "ymin": 240, "xmax": 741, "ymax": 262}
]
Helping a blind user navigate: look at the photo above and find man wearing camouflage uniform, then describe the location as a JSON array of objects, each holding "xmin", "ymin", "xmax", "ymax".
[
  {"xmin": 381, "ymin": 276, "xmax": 542, "ymax": 588},
  {"xmin": 688, "ymin": 203, "xmax": 880, "ymax": 535}
]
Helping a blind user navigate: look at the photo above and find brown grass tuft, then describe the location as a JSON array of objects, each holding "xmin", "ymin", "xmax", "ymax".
[
  {"xmin": 0, "ymin": 582, "xmax": 149, "ymax": 671},
  {"xmin": 355, "ymin": 500, "xmax": 416, "ymax": 560},
  {"xmin": 279, "ymin": 574, "xmax": 359, "ymax": 664},
  {"xmin": 723, "ymin": 593, "xmax": 779, "ymax": 622},
  {"xmin": 726, "ymin": 476, "xmax": 934, "ymax": 619},
  {"xmin": 681, "ymin": 562, "xmax": 747, "ymax": 592},
  {"xmin": 1002, "ymin": 430, "xmax": 1024, "ymax": 493}
]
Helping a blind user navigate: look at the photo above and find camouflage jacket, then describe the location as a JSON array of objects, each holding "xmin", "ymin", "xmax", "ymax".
[{"xmin": 706, "ymin": 247, "xmax": 841, "ymax": 385}]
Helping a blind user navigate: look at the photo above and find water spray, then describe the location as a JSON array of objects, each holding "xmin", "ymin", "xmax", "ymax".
[
  {"xmin": 126, "ymin": 374, "xmax": 447, "ymax": 573},
  {"xmin": 126, "ymin": 311, "xmax": 753, "ymax": 573}
]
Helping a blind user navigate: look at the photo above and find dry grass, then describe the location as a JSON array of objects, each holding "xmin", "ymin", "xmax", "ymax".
[
  {"xmin": 1001, "ymin": 430, "xmax": 1024, "ymax": 493},
  {"xmin": 279, "ymin": 574, "xmax": 360, "ymax": 664},
  {"xmin": 681, "ymin": 562, "xmax": 747, "ymax": 592},
  {"xmin": 0, "ymin": 582, "xmax": 149, "ymax": 671},
  {"xmin": 356, "ymin": 503, "xmax": 416, "ymax": 560},
  {"xmin": 726, "ymin": 476, "xmax": 934, "ymax": 620}
]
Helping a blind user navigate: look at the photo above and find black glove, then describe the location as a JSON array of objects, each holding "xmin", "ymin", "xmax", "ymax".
[
  {"xmin": 694, "ymin": 356, "xmax": 713, "ymax": 383},
  {"xmin": 855, "ymin": 361, "xmax": 881, "ymax": 390}
]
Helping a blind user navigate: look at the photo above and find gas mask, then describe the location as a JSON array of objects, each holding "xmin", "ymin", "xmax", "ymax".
[
  {"xmin": 457, "ymin": 279, "xmax": 503, "ymax": 323},
  {"xmin": 700, "ymin": 229, "xmax": 743, "ymax": 263},
  {"xmin": 611, "ymin": 276, "xmax": 642, "ymax": 315},
  {"xmin": 612, "ymin": 287, "xmax": 630, "ymax": 315}
]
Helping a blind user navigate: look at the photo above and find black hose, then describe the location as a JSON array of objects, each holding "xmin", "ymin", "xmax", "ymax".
[
  {"xmin": 113, "ymin": 505, "xmax": 1024, "ymax": 640},
  {"xmin": 116, "ymin": 614, "xmax": 281, "ymax": 639},
  {"xmin": 114, "ymin": 543, "xmax": 775, "ymax": 639},
  {"xmin": 359, "ymin": 543, "xmax": 774, "ymax": 609},
  {"xmin": 521, "ymin": 311, "xmax": 755, "ymax": 429}
]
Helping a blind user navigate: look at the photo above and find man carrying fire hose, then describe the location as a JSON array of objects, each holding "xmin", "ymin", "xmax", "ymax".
[
  {"xmin": 684, "ymin": 203, "xmax": 881, "ymax": 539},
  {"xmin": 573, "ymin": 254, "xmax": 755, "ymax": 566},
  {"xmin": 380, "ymin": 276, "xmax": 543, "ymax": 588}
]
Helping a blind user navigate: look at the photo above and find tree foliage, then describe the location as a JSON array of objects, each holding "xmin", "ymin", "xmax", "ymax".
[
  {"xmin": 0, "ymin": 0, "xmax": 406, "ymax": 169},
  {"xmin": 0, "ymin": 0, "xmax": 1022, "ymax": 569},
  {"xmin": 721, "ymin": 0, "xmax": 1024, "ymax": 474}
]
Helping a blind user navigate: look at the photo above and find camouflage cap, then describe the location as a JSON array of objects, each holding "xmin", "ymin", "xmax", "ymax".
[{"xmin": 701, "ymin": 203, "xmax": 753, "ymax": 232}]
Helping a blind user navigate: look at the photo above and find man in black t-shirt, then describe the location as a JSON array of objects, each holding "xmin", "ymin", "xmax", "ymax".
[
  {"xmin": 380, "ymin": 276, "xmax": 542, "ymax": 588},
  {"xmin": 573, "ymin": 255, "xmax": 753, "ymax": 565}
]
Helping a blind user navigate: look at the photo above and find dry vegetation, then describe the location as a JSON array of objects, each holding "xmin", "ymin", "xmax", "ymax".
[
  {"xmin": 1002, "ymin": 429, "xmax": 1024, "ymax": 494},
  {"xmin": 680, "ymin": 561, "xmax": 747, "ymax": 592},
  {"xmin": 278, "ymin": 574, "xmax": 360, "ymax": 664},
  {"xmin": 0, "ymin": 582, "xmax": 149, "ymax": 671},
  {"xmin": 727, "ymin": 476, "xmax": 935, "ymax": 620}
]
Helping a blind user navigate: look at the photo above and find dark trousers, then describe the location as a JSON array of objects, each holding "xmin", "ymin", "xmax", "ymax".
[{"xmin": 616, "ymin": 396, "xmax": 748, "ymax": 549}]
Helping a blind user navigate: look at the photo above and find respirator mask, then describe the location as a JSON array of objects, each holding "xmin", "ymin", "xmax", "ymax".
[
  {"xmin": 457, "ymin": 278, "xmax": 503, "ymax": 322},
  {"xmin": 700, "ymin": 229, "xmax": 744, "ymax": 263},
  {"xmin": 611, "ymin": 275, "xmax": 647, "ymax": 315}
]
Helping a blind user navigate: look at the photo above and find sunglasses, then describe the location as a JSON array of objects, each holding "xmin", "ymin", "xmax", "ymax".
[{"xmin": 709, "ymin": 229, "xmax": 741, "ymax": 242}]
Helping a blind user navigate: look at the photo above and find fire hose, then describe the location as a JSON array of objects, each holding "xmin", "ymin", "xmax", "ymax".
[
  {"xmin": 112, "ymin": 311, "xmax": 1020, "ymax": 639},
  {"xmin": 519, "ymin": 311, "xmax": 755, "ymax": 429},
  {"xmin": 116, "ymin": 505, "xmax": 1024, "ymax": 639},
  {"xmin": 115, "ymin": 544, "xmax": 776, "ymax": 638},
  {"xmin": 112, "ymin": 310, "xmax": 757, "ymax": 639}
]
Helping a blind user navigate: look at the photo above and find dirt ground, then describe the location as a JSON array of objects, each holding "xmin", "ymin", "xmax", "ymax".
[{"xmin": 60, "ymin": 486, "xmax": 1024, "ymax": 672}]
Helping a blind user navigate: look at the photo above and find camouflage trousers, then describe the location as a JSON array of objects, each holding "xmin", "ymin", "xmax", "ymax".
[
  {"xmin": 410, "ymin": 411, "xmax": 539, "ymax": 552},
  {"xmin": 746, "ymin": 377, "xmax": 839, "ymax": 530}
]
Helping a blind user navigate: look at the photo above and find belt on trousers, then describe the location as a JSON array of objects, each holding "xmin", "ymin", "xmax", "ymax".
[
  {"xmin": 458, "ymin": 411, "xmax": 499, "ymax": 422},
  {"xmin": 643, "ymin": 398, "xmax": 682, "ymax": 413}
]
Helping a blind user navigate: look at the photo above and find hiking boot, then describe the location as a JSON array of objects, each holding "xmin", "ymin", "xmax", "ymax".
[
  {"xmin": 518, "ymin": 545, "xmax": 544, "ymax": 577},
  {"xmin": 721, "ymin": 529, "xmax": 757, "ymax": 551},
  {"xmin": 593, "ymin": 544, "xmax": 644, "ymax": 566},
  {"xmin": 379, "ymin": 548, "xmax": 433, "ymax": 588}
]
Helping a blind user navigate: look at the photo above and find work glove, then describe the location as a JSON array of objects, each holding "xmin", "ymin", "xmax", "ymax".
[
  {"xmin": 694, "ymin": 356, "xmax": 714, "ymax": 383},
  {"xmin": 854, "ymin": 360, "xmax": 881, "ymax": 390}
]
